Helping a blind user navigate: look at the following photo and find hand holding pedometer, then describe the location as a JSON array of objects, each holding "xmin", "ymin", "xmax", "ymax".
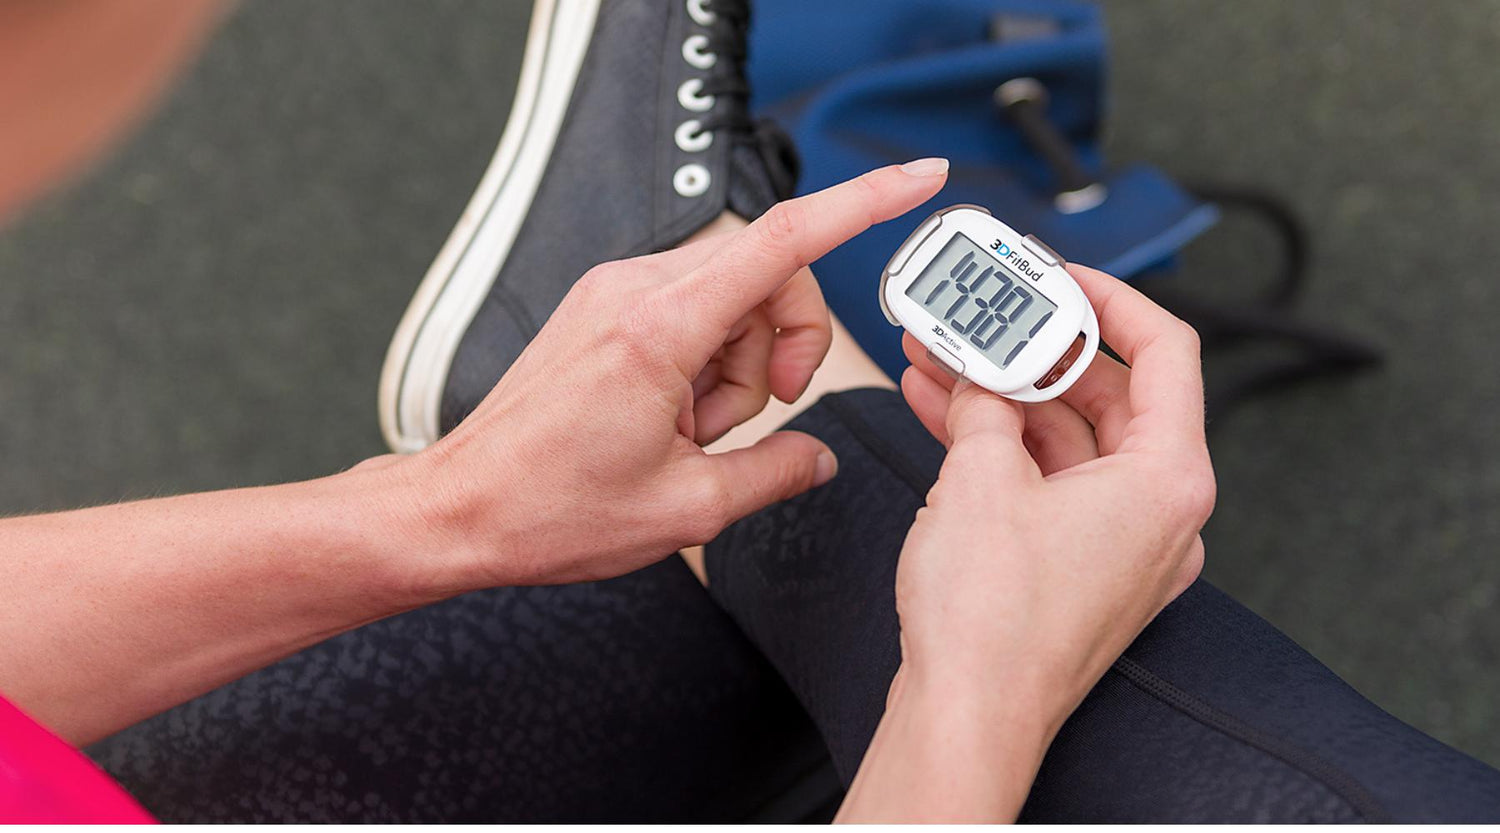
[
  {"xmin": 880, "ymin": 205, "xmax": 1099, "ymax": 402},
  {"xmin": 850, "ymin": 255, "xmax": 1216, "ymax": 822}
]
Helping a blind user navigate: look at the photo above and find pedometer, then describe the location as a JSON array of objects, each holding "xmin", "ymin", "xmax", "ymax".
[{"xmin": 879, "ymin": 205, "xmax": 1100, "ymax": 402}]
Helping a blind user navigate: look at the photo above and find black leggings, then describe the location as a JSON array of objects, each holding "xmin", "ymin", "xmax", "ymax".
[{"xmin": 89, "ymin": 389, "xmax": 1500, "ymax": 822}]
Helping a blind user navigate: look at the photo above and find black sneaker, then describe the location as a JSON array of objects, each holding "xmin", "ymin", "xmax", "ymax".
[{"xmin": 379, "ymin": 0, "xmax": 797, "ymax": 452}]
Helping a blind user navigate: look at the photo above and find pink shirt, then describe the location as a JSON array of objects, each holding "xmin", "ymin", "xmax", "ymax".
[{"xmin": 0, "ymin": 695, "xmax": 154, "ymax": 823}]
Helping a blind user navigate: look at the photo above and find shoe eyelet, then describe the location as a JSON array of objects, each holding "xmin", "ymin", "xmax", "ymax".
[
  {"xmin": 682, "ymin": 34, "xmax": 717, "ymax": 70},
  {"xmin": 687, "ymin": 0, "xmax": 716, "ymax": 26},
  {"xmin": 677, "ymin": 78, "xmax": 715, "ymax": 113},
  {"xmin": 675, "ymin": 119, "xmax": 713, "ymax": 152},
  {"xmin": 674, "ymin": 163, "xmax": 712, "ymax": 197}
]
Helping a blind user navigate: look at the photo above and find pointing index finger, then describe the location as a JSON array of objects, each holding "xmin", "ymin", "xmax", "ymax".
[{"xmin": 672, "ymin": 160, "xmax": 950, "ymax": 343}]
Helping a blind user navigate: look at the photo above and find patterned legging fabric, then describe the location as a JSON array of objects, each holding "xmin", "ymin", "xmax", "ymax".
[{"xmin": 90, "ymin": 389, "xmax": 1500, "ymax": 822}]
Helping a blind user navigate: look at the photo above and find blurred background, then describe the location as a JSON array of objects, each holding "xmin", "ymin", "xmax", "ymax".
[{"xmin": 1, "ymin": 0, "xmax": 1496, "ymax": 769}]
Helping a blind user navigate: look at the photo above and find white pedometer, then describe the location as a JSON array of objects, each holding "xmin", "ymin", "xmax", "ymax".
[{"xmin": 879, "ymin": 205, "xmax": 1100, "ymax": 402}]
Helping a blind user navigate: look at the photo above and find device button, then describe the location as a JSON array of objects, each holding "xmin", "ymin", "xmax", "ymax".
[
  {"xmin": 1022, "ymin": 234, "xmax": 1066, "ymax": 268},
  {"xmin": 887, "ymin": 214, "xmax": 944, "ymax": 276},
  {"xmin": 1035, "ymin": 333, "xmax": 1087, "ymax": 390},
  {"xmin": 926, "ymin": 345, "xmax": 965, "ymax": 380}
]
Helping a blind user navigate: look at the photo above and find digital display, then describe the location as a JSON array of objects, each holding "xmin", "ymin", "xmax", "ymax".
[{"xmin": 905, "ymin": 234, "xmax": 1058, "ymax": 369}]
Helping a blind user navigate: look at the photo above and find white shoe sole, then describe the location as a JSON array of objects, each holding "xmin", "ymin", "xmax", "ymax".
[{"xmin": 378, "ymin": 0, "xmax": 603, "ymax": 453}]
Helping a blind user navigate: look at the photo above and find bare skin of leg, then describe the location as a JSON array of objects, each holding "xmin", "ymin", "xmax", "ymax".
[{"xmin": 679, "ymin": 213, "xmax": 896, "ymax": 584}]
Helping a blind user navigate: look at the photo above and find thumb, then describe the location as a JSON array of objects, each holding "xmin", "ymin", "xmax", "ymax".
[
  {"xmin": 945, "ymin": 381, "xmax": 1038, "ymax": 478},
  {"xmin": 698, "ymin": 430, "xmax": 838, "ymax": 527}
]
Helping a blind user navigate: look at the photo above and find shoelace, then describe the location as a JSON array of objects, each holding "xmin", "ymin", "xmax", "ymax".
[
  {"xmin": 674, "ymin": 0, "xmax": 798, "ymax": 199},
  {"xmin": 695, "ymin": 0, "xmax": 751, "ymax": 135}
]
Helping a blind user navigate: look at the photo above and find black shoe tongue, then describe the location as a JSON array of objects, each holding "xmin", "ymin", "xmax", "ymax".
[{"xmin": 725, "ymin": 118, "xmax": 801, "ymax": 220}]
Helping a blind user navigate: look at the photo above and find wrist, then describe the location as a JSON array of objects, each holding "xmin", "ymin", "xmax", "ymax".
[
  {"xmin": 891, "ymin": 660, "xmax": 1060, "ymax": 763},
  {"xmin": 839, "ymin": 663, "xmax": 1057, "ymax": 823},
  {"xmin": 327, "ymin": 449, "xmax": 507, "ymax": 606},
  {"xmin": 901, "ymin": 634, "xmax": 1090, "ymax": 747}
]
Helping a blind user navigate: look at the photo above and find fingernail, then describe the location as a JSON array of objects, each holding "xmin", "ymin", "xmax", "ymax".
[
  {"xmin": 900, "ymin": 157, "xmax": 950, "ymax": 177},
  {"xmin": 813, "ymin": 451, "xmax": 839, "ymax": 487}
]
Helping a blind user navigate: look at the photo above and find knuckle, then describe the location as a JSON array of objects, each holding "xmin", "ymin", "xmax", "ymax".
[
  {"xmin": 686, "ymin": 475, "xmax": 735, "ymax": 542},
  {"xmin": 1075, "ymin": 378, "xmax": 1124, "ymax": 422},
  {"xmin": 604, "ymin": 295, "xmax": 679, "ymax": 382},
  {"xmin": 1167, "ymin": 460, "xmax": 1217, "ymax": 525},
  {"xmin": 1166, "ymin": 539, "xmax": 1205, "ymax": 601},
  {"xmin": 684, "ymin": 512, "xmax": 725, "ymax": 547},
  {"xmin": 1189, "ymin": 460, "xmax": 1219, "ymax": 519},
  {"xmin": 1174, "ymin": 318, "xmax": 1203, "ymax": 354},
  {"xmin": 756, "ymin": 201, "xmax": 802, "ymax": 252},
  {"xmin": 921, "ymin": 480, "xmax": 951, "ymax": 512},
  {"xmin": 572, "ymin": 263, "xmax": 616, "ymax": 299},
  {"xmin": 850, "ymin": 171, "xmax": 882, "ymax": 215},
  {"xmin": 772, "ymin": 447, "xmax": 817, "ymax": 499},
  {"xmin": 1021, "ymin": 412, "xmax": 1063, "ymax": 448},
  {"xmin": 1180, "ymin": 543, "xmax": 1206, "ymax": 587},
  {"xmin": 951, "ymin": 396, "xmax": 1019, "ymax": 439}
]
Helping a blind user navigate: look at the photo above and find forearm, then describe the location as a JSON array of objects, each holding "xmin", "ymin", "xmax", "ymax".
[
  {"xmin": 835, "ymin": 664, "xmax": 1063, "ymax": 823},
  {"xmin": 0, "ymin": 462, "xmax": 458, "ymax": 746}
]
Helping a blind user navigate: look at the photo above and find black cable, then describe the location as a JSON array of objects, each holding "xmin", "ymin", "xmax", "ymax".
[
  {"xmin": 1137, "ymin": 184, "xmax": 1382, "ymax": 423},
  {"xmin": 1182, "ymin": 181, "xmax": 1310, "ymax": 310},
  {"xmin": 1141, "ymin": 286, "xmax": 1383, "ymax": 424}
]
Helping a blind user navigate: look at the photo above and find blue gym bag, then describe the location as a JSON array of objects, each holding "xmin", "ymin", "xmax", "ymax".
[
  {"xmin": 748, "ymin": 0, "xmax": 1218, "ymax": 379},
  {"xmin": 749, "ymin": 0, "xmax": 1378, "ymax": 412}
]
